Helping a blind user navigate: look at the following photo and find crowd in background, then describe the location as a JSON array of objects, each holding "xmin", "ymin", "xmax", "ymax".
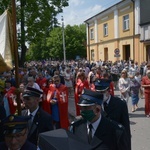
[
  {"xmin": 0, "ymin": 59, "xmax": 150, "ymax": 117},
  {"xmin": 0, "ymin": 58, "xmax": 150, "ymax": 149}
]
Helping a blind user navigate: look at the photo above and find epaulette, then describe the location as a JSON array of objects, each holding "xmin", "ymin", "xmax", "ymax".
[
  {"xmin": 114, "ymin": 96, "xmax": 126, "ymax": 103},
  {"xmin": 117, "ymin": 123, "xmax": 124, "ymax": 129},
  {"xmin": 109, "ymin": 119, "xmax": 125, "ymax": 130},
  {"xmin": 70, "ymin": 118, "xmax": 86, "ymax": 127}
]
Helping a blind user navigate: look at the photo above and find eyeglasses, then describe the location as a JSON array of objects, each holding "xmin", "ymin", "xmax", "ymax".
[{"xmin": 5, "ymin": 129, "xmax": 27, "ymax": 140}]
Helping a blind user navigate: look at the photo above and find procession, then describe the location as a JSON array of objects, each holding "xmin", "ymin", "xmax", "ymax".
[
  {"xmin": 0, "ymin": 0, "xmax": 150, "ymax": 150},
  {"xmin": 0, "ymin": 59, "xmax": 150, "ymax": 150}
]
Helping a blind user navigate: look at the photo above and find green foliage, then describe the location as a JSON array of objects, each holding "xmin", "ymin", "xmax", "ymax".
[
  {"xmin": 65, "ymin": 24, "xmax": 87, "ymax": 59},
  {"xmin": 28, "ymin": 24, "xmax": 87, "ymax": 60},
  {"xmin": 0, "ymin": 0, "xmax": 69, "ymax": 65}
]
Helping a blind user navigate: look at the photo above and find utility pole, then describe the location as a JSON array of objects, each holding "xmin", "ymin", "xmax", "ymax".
[{"xmin": 61, "ymin": 16, "xmax": 66, "ymax": 64}]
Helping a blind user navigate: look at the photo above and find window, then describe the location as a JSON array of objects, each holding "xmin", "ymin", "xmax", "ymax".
[
  {"xmin": 123, "ymin": 15, "xmax": 129, "ymax": 30},
  {"xmin": 103, "ymin": 23, "xmax": 108, "ymax": 36},
  {"xmin": 90, "ymin": 28, "xmax": 94, "ymax": 40},
  {"xmin": 91, "ymin": 50, "xmax": 94, "ymax": 61},
  {"xmin": 144, "ymin": 26, "xmax": 149, "ymax": 40}
]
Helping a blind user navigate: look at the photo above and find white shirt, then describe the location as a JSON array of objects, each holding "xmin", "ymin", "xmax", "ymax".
[
  {"xmin": 87, "ymin": 114, "xmax": 101, "ymax": 138},
  {"xmin": 28, "ymin": 106, "xmax": 39, "ymax": 121}
]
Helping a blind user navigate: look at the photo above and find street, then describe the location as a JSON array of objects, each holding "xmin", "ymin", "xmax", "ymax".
[{"xmin": 68, "ymin": 90, "xmax": 150, "ymax": 150}]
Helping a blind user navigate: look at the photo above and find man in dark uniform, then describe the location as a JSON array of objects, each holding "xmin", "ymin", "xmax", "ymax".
[
  {"xmin": 70, "ymin": 89, "xmax": 128, "ymax": 150},
  {"xmin": 0, "ymin": 94, "xmax": 6, "ymax": 142},
  {"xmin": 94, "ymin": 79, "xmax": 131, "ymax": 150},
  {"xmin": 22, "ymin": 87, "xmax": 53, "ymax": 145},
  {"xmin": 0, "ymin": 115, "xmax": 37, "ymax": 150}
]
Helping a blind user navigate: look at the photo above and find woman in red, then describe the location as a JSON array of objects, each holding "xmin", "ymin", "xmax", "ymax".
[
  {"xmin": 141, "ymin": 70, "xmax": 150, "ymax": 117},
  {"xmin": 102, "ymin": 73, "xmax": 114, "ymax": 96},
  {"xmin": 74, "ymin": 72, "xmax": 89, "ymax": 116}
]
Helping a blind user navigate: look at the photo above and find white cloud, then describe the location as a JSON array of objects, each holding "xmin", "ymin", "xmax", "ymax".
[
  {"xmin": 84, "ymin": 4, "xmax": 104, "ymax": 19},
  {"xmin": 69, "ymin": 0, "xmax": 84, "ymax": 6}
]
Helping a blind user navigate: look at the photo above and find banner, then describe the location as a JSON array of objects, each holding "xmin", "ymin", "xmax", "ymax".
[{"xmin": 0, "ymin": 10, "xmax": 14, "ymax": 72}]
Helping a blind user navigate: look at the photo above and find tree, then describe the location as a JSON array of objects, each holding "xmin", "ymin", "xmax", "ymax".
[
  {"xmin": 28, "ymin": 24, "xmax": 87, "ymax": 60},
  {"xmin": 0, "ymin": 0, "xmax": 69, "ymax": 66},
  {"xmin": 65, "ymin": 24, "xmax": 86, "ymax": 60}
]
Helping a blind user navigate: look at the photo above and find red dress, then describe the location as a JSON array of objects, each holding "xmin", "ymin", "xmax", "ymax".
[
  {"xmin": 75, "ymin": 79, "xmax": 89, "ymax": 116},
  {"xmin": 47, "ymin": 84, "xmax": 69, "ymax": 129},
  {"xmin": 141, "ymin": 76, "xmax": 150, "ymax": 115}
]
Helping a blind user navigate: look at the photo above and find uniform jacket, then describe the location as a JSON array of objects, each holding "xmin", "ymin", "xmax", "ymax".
[
  {"xmin": 0, "ymin": 105, "xmax": 6, "ymax": 142},
  {"xmin": 0, "ymin": 140, "xmax": 37, "ymax": 150},
  {"xmin": 22, "ymin": 107, "xmax": 53, "ymax": 145},
  {"xmin": 104, "ymin": 96, "xmax": 131, "ymax": 150},
  {"xmin": 71, "ymin": 116, "xmax": 128, "ymax": 150}
]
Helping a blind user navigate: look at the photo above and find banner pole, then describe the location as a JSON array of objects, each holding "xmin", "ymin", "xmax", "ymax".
[{"xmin": 11, "ymin": 0, "xmax": 21, "ymax": 115}]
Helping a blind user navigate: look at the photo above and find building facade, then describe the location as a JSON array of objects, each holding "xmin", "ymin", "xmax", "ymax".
[
  {"xmin": 85, "ymin": 0, "xmax": 147, "ymax": 64},
  {"xmin": 140, "ymin": 0, "xmax": 150, "ymax": 62}
]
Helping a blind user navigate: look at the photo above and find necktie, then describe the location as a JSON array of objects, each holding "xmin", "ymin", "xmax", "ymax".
[
  {"xmin": 104, "ymin": 102, "xmax": 108, "ymax": 112},
  {"xmin": 28, "ymin": 114, "xmax": 33, "ymax": 130},
  {"xmin": 88, "ymin": 124, "xmax": 93, "ymax": 143}
]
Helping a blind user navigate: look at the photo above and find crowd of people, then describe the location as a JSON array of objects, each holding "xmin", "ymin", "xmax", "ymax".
[{"xmin": 0, "ymin": 58, "xmax": 150, "ymax": 149}]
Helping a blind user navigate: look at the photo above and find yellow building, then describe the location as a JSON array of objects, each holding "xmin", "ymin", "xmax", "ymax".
[{"xmin": 85, "ymin": 0, "xmax": 147, "ymax": 64}]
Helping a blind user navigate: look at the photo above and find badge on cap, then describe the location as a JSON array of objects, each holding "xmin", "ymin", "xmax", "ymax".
[{"xmin": 9, "ymin": 116, "xmax": 14, "ymax": 122}]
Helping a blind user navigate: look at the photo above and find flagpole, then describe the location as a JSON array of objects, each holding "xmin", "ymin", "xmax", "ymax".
[{"xmin": 11, "ymin": 0, "xmax": 21, "ymax": 115}]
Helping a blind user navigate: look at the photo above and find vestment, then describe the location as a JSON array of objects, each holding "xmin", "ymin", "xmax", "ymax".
[
  {"xmin": 3, "ymin": 86, "xmax": 16, "ymax": 115},
  {"xmin": 141, "ymin": 76, "xmax": 150, "ymax": 115},
  {"xmin": 36, "ymin": 77, "xmax": 47, "ymax": 88},
  {"xmin": 47, "ymin": 84, "xmax": 69, "ymax": 129},
  {"xmin": 71, "ymin": 116, "xmax": 128, "ymax": 150},
  {"xmin": 103, "ymin": 96, "xmax": 131, "ymax": 150},
  {"xmin": 0, "ymin": 140, "xmax": 37, "ymax": 150},
  {"xmin": 41, "ymin": 86, "xmax": 50, "ymax": 113},
  {"xmin": 22, "ymin": 108, "xmax": 53, "ymax": 145},
  {"xmin": 75, "ymin": 79, "xmax": 89, "ymax": 116}
]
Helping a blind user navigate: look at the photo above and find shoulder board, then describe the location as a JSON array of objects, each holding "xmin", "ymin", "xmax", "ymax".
[
  {"xmin": 109, "ymin": 119, "xmax": 125, "ymax": 129},
  {"xmin": 71, "ymin": 118, "xmax": 86, "ymax": 127},
  {"xmin": 113, "ymin": 96, "xmax": 126, "ymax": 103}
]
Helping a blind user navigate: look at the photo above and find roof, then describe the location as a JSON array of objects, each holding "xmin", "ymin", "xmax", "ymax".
[{"xmin": 84, "ymin": 0, "xmax": 131, "ymax": 23}]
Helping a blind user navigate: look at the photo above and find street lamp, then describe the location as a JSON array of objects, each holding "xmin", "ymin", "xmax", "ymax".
[{"xmin": 61, "ymin": 16, "xmax": 66, "ymax": 64}]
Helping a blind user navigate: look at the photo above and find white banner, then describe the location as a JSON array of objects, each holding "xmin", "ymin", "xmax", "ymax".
[{"xmin": 0, "ymin": 10, "xmax": 13, "ymax": 72}]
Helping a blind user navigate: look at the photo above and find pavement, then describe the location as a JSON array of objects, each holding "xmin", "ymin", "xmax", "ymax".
[{"xmin": 68, "ymin": 90, "xmax": 150, "ymax": 150}]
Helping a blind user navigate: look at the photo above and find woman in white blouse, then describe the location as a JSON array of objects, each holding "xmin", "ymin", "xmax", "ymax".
[{"xmin": 118, "ymin": 70, "xmax": 130, "ymax": 103}]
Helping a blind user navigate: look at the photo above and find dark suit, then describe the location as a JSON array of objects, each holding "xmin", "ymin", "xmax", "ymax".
[
  {"xmin": 0, "ymin": 105, "xmax": 6, "ymax": 142},
  {"xmin": 103, "ymin": 96, "xmax": 131, "ymax": 150},
  {"xmin": 71, "ymin": 116, "xmax": 128, "ymax": 150},
  {"xmin": 22, "ymin": 108, "xmax": 53, "ymax": 145},
  {"xmin": 0, "ymin": 140, "xmax": 37, "ymax": 150}
]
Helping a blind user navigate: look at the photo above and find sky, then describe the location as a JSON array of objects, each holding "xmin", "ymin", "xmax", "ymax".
[{"xmin": 57, "ymin": 0, "xmax": 121, "ymax": 26}]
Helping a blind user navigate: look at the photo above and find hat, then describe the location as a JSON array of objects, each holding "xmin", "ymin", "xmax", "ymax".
[
  {"xmin": 78, "ymin": 89, "xmax": 103, "ymax": 106},
  {"xmin": 2, "ymin": 115, "xmax": 30, "ymax": 134},
  {"xmin": 94, "ymin": 79, "xmax": 111, "ymax": 92},
  {"xmin": 23, "ymin": 87, "xmax": 43, "ymax": 98}
]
